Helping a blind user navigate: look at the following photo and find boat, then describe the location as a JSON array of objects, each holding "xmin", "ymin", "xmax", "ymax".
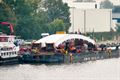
[
  {"xmin": 20, "ymin": 50, "xmax": 120, "ymax": 64},
  {"xmin": 19, "ymin": 34, "xmax": 120, "ymax": 64},
  {"xmin": 0, "ymin": 22, "xmax": 19, "ymax": 65}
]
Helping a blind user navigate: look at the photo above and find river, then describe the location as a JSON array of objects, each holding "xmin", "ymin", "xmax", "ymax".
[{"xmin": 0, "ymin": 58, "xmax": 120, "ymax": 80}]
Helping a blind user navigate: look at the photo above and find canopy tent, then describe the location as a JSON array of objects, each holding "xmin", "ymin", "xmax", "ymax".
[{"xmin": 35, "ymin": 34, "xmax": 95, "ymax": 47}]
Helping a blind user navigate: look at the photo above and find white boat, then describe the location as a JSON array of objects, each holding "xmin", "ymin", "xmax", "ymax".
[
  {"xmin": 0, "ymin": 22, "xmax": 19, "ymax": 63},
  {"xmin": 0, "ymin": 34, "xmax": 19, "ymax": 60}
]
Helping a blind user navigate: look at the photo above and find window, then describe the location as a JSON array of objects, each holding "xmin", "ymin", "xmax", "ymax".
[
  {"xmin": 4, "ymin": 53, "xmax": 6, "ymax": 56},
  {"xmin": 95, "ymin": 4, "xmax": 97, "ymax": 9},
  {"xmin": 9, "ymin": 52, "xmax": 11, "ymax": 55},
  {"xmin": 1, "ymin": 53, "xmax": 3, "ymax": 56},
  {"xmin": 7, "ymin": 52, "xmax": 9, "ymax": 55},
  {"xmin": 0, "ymin": 37, "xmax": 8, "ymax": 42}
]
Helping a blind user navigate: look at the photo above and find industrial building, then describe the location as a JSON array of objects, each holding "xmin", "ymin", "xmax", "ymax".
[
  {"xmin": 67, "ymin": 1, "xmax": 114, "ymax": 33},
  {"xmin": 69, "ymin": 8, "xmax": 113, "ymax": 33}
]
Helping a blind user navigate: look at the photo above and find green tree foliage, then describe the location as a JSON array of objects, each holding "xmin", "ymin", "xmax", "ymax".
[
  {"xmin": 14, "ymin": 0, "xmax": 47, "ymax": 39},
  {"xmin": 2, "ymin": 0, "xmax": 45, "ymax": 39},
  {"xmin": 0, "ymin": 0, "xmax": 16, "ymax": 34},
  {"xmin": 0, "ymin": 0, "xmax": 16, "ymax": 22},
  {"xmin": 100, "ymin": 0, "xmax": 113, "ymax": 9},
  {"xmin": 0, "ymin": 0, "xmax": 70, "ymax": 39},
  {"xmin": 47, "ymin": 19, "xmax": 65, "ymax": 34},
  {"xmin": 44, "ymin": 0, "xmax": 71, "ymax": 32}
]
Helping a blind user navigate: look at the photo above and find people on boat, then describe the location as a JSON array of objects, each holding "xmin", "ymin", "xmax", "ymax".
[
  {"xmin": 55, "ymin": 43, "xmax": 66, "ymax": 54},
  {"xmin": 55, "ymin": 39, "xmax": 95, "ymax": 54},
  {"xmin": 29, "ymin": 37, "xmax": 99, "ymax": 55},
  {"xmin": 31, "ymin": 47, "xmax": 40, "ymax": 54},
  {"xmin": 68, "ymin": 41, "xmax": 76, "ymax": 53}
]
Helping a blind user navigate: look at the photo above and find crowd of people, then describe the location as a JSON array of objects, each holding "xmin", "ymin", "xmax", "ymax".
[
  {"xmin": 19, "ymin": 38, "xmax": 120, "ymax": 55},
  {"xmin": 55, "ymin": 39, "xmax": 96, "ymax": 54}
]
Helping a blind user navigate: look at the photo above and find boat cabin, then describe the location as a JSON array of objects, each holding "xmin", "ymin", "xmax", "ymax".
[{"xmin": 0, "ymin": 35, "xmax": 15, "ymax": 43}]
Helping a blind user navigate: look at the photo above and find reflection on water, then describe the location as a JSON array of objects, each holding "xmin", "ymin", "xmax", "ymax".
[{"xmin": 0, "ymin": 58, "xmax": 120, "ymax": 80}]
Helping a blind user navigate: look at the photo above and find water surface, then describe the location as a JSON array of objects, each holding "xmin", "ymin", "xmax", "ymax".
[{"xmin": 0, "ymin": 58, "xmax": 120, "ymax": 80}]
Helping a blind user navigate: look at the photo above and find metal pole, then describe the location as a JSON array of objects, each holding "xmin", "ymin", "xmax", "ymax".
[
  {"xmin": 110, "ymin": 10, "xmax": 113, "ymax": 40},
  {"xmin": 72, "ymin": 7, "xmax": 75, "ymax": 33},
  {"xmin": 110, "ymin": 10, "xmax": 112, "ymax": 31},
  {"xmin": 84, "ymin": 10, "xmax": 86, "ymax": 34}
]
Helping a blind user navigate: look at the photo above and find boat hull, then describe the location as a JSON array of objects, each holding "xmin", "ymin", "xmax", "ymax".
[
  {"xmin": 0, "ymin": 56, "xmax": 19, "ymax": 65},
  {"xmin": 19, "ymin": 50, "xmax": 120, "ymax": 64}
]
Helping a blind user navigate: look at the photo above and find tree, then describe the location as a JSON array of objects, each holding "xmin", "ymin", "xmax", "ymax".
[
  {"xmin": 100, "ymin": 0, "xmax": 113, "ymax": 9},
  {"xmin": 0, "ymin": 0, "xmax": 16, "ymax": 34},
  {"xmin": 0, "ymin": 0, "xmax": 71, "ymax": 39},
  {"xmin": 47, "ymin": 19, "xmax": 65, "ymax": 34},
  {"xmin": 0, "ymin": 0, "xmax": 46, "ymax": 39},
  {"xmin": 44, "ymin": 0, "xmax": 71, "ymax": 32},
  {"xmin": 14, "ymin": 0, "xmax": 47, "ymax": 39}
]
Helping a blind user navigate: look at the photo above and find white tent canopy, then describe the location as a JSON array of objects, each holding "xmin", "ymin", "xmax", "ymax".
[{"xmin": 35, "ymin": 34, "xmax": 95, "ymax": 47}]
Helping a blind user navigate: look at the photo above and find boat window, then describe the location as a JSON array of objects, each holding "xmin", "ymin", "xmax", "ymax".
[
  {"xmin": 4, "ymin": 53, "xmax": 6, "ymax": 56},
  {"xmin": 10, "ymin": 52, "xmax": 12, "ymax": 55},
  {"xmin": 1, "ymin": 48, "xmax": 3, "ymax": 50},
  {"xmin": 7, "ymin": 52, "xmax": 9, "ymax": 55},
  {"xmin": 0, "ymin": 37, "xmax": 8, "ymax": 42},
  {"xmin": 1, "ymin": 53, "xmax": 3, "ymax": 56}
]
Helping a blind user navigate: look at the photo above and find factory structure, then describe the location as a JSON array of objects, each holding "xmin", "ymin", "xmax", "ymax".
[{"xmin": 67, "ymin": 1, "xmax": 115, "ymax": 33}]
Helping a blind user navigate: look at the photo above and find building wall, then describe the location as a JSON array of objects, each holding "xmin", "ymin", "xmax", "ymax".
[
  {"xmin": 70, "ymin": 2, "xmax": 100, "ymax": 9},
  {"xmin": 69, "ymin": 9, "xmax": 113, "ymax": 33},
  {"xmin": 63, "ymin": 0, "xmax": 120, "ymax": 6}
]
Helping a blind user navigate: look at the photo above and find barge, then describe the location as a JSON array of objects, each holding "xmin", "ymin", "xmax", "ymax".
[
  {"xmin": 19, "ymin": 50, "xmax": 120, "ymax": 64},
  {"xmin": 18, "ymin": 34, "xmax": 120, "ymax": 64},
  {"xmin": 0, "ymin": 22, "xmax": 19, "ymax": 65}
]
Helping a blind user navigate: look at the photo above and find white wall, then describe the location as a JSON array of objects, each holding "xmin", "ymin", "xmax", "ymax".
[
  {"xmin": 63, "ymin": 0, "xmax": 120, "ymax": 5},
  {"xmin": 86, "ymin": 9, "xmax": 112, "ymax": 32},
  {"xmin": 70, "ymin": 2, "xmax": 100, "ymax": 9},
  {"xmin": 69, "ymin": 9, "xmax": 85, "ymax": 32},
  {"xmin": 69, "ymin": 9, "xmax": 112, "ymax": 33}
]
